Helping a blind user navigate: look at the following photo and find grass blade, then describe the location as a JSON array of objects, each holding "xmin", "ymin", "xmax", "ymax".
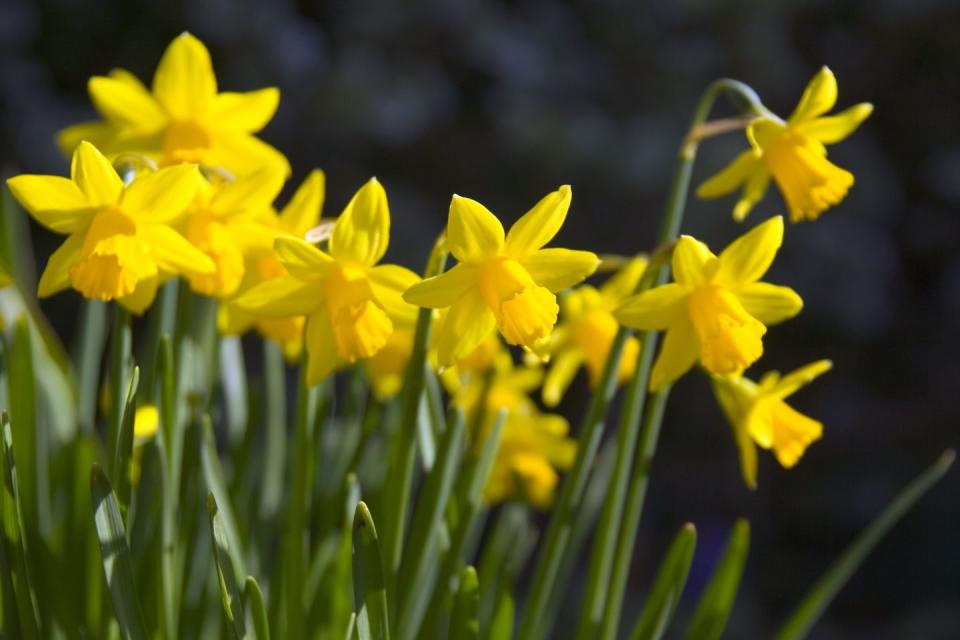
[
  {"xmin": 207, "ymin": 493, "xmax": 247, "ymax": 639},
  {"xmin": 486, "ymin": 567, "xmax": 514, "ymax": 640},
  {"xmin": 353, "ymin": 501, "xmax": 390, "ymax": 640},
  {"xmin": 259, "ymin": 339, "xmax": 287, "ymax": 522},
  {"xmin": 774, "ymin": 450, "xmax": 955, "ymax": 640},
  {"xmin": 200, "ymin": 416, "xmax": 247, "ymax": 578},
  {"xmin": 112, "ymin": 366, "xmax": 140, "ymax": 519},
  {"xmin": 73, "ymin": 299, "xmax": 108, "ymax": 433},
  {"xmin": 450, "ymin": 565, "xmax": 480, "ymax": 640},
  {"xmin": 244, "ymin": 576, "xmax": 270, "ymax": 640},
  {"xmin": 629, "ymin": 523, "xmax": 697, "ymax": 640},
  {"xmin": 90, "ymin": 464, "xmax": 147, "ymax": 640},
  {"xmin": 685, "ymin": 519, "xmax": 750, "ymax": 640}
]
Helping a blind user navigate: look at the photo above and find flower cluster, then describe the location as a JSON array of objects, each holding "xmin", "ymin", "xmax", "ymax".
[{"xmin": 6, "ymin": 33, "xmax": 872, "ymax": 498}]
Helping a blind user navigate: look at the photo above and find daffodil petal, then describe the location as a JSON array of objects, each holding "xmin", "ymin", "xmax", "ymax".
[
  {"xmin": 121, "ymin": 164, "xmax": 198, "ymax": 222},
  {"xmin": 279, "ymin": 169, "xmax": 325, "ymax": 235},
  {"xmin": 542, "ymin": 349, "xmax": 583, "ymax": 408},
  {"xmin": 37, "ymin": 233, "xmax": 84, "ymax": 297},
  {"xmin": 57, "ymin": 122, "xmax": 117, "ymax": 158},
  {"xmin": 369, "ymin": 264, "xmax": 421, "ymax": 325},
  {"xmin": 119, "ymin": 276, "xmax": 161, "ymax": 315},
  {"xmin": 697, "ymin": 151, "xmax": 759, "ymax": 199},
  {"xmin": 273, "ymin": 236, "xmax": 334, "ymax": 281},
  {"xmin": 89, "ymin": 74, "xmax": 166, "ymax": 130},
  {"xmin": 716, "ymin": 216, "xmax": 784, "ymax": 285},
  {"xmin": 6, "ymin": 175, "xmax": 92, "ymax": 234},
  {"xmin": 212, "ymin": 166, "xmax": 286, "ymax": 215},
  {"xmin": 772, "ymin": 359, "xmax": 832, "ymax": 399},
  {"xmin": 614, "ymin": 283, "xmax": 687, "ymax": 330},
  {"xmin": 737, "ymin": 282, "xmax": 803, "ymax": 325},
  {"xmin": 305, "ymin": 311, "xmax": 338, "ymax": 387},
  {"xmin": 732, "ymin": 170, "xmax": 772, "ymax": 222},
  {"xmin": 140, "ymin": 225, "xmax": 215, "ymax": 276},
  {"xmin": 788, "ymin": 66, "xmax": 837, "ymax": 124},
  {"xmin": 329, "ymin": 178, "xmax": 390, "ymax": 267},
  {"xmin": 671, "ymin": 236, "xmax": 715, "ymax": 287},
  {"xmin": 796, "ymin": 103, "xmax": 873, "ymax": 145},
  {"xmin": 649, "ymin": 318, "xmax": 699, "ymax": 391},
  {"xmin": 447, "ymin": 195, "xmax": 504, "ymax": 263},
  {"xmin": 712, "ymin": 376, "xmax": 758, "ymax": 490},
  {"xmin": 71, "ymin": 142, "xmax": 123, "ymax": 207},
  {"xmin": 504, "ymin": 185, "xmax": 572, "ymax": 256},
  {"xmin": 770, "ymin": 402, "xmax": 822, "ymax": 467},
  {"xmin": 152, "ymin": 32, "xmax": 217, "ymax": 119},
  {"xmin": 435, "ymin": 291, "xmax": 496, "ymax": 367},
  {"xmin": 402, "ymin": 263, "xmax": 475, "ymax": 309},
  {"xmin": 599, "ymin": 256, "xmax": 648, "ymax": 304},
  {"xmin": 205, "ymin": 131, "xmax": 291, "ymax": 177},
  {"xmin": 746, "ymin": 118, "xmax": 785, "ymax": 151},
  {"xmin": 518, "ymin": 248, "xmax": 599, "ymax": 292},
  {"xmin": 209, "ymin": 88, "xmax": 280, "ymax": 133},
  {"xmin": 236, "ymin": 276, "xmax": 322, "ymax": 317}
]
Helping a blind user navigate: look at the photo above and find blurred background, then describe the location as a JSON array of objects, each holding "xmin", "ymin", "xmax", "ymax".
[{"xmin": 1, "ymin": 0, "xmax": 957, "ymax": 636}]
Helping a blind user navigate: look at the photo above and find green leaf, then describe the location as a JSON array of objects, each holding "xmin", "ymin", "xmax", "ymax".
[
  {"xmin": 450, "ymin": 566, "xmax": 480, "ymax": 640},
  {"xmin": 685, "ymin": 519, "xmax": 750, "ymax": 640},
  {"xmin": 630, "ymin": 523, "xmax": 697, "ymax": 640},
  {"xmin": 200, "ymin": 416, "xmax": 247, "ymax": 578},
  {"xmin": 90, "ymin": 464, "xmax": 147, "ymax": 640},
  {"xmin": 486, "ymin": 567, "xmax": 514, "ymax": 640},
  {"xmin": 207, "ymin": 493, "xmax": 247, "ymax": 639},
  {"xmin": 219, "ymin": 336, "xmax": 249, "ymax": 447},
  {"xmin": 112, "ymin": 366, "xmax": 140, "ymax": 518},
  {"xmin": 107, "ymin": 305, "xmax": 133, "ymax": 482},
  {"xmin": 396, "ymin": 407, "xmax": 466, "ymax": 640},
  {"xmin": 259, "ymin": 339, "xmax": 287, "ymax": 522},
  {"xmin": 73, "ymin": 300, "xmax": 108, "ymax": 433},
  {"xmin": 244, "ymin": 576, "xmax": 270, "ymax": 640},
  {"xmin": 774, "ymin": 450, "xmax": 955, "ymax": 640},
  {"xmin": 0, "ymin": 412, "xmax": 41, "ymax": 637},
  {"xmin": 352, "ymin": 501, "xmax": 390, "ymax": 640}
]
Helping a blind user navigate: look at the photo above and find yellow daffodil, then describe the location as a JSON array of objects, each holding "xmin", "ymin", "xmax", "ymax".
[
  {"xmin": 131, "ymin": 404, "xmax": 159, "ymax": 485},
  {"xmin": 541, "ymin": 256, "xmax": 647, "ymax": 407},
  {"xmin": 453, "ymin": 355, "xmax": 575, "ymax": 509},
  {"xmin": 403, "ymin": 186, "xmax": 598, "ymax": 366},
  {"xmin": 698, "ymin": 66, "xmax": 873, "ymax": 222},
  {"xmin": 615, "ymin": 216, "xmax": 801, "ymax": 391},
  {"xmin": 236, "ymin": 178, "xmax": 420, "ymax": 386},
  {"xmin": 366, "ymin": 327, "xmax": 413, "ymax": 400},
  {"xmin": 181, "ymin": 167, "xmax": 286, "ymax": 298},
  {"xmin": 58, "ymin": 32, "xmax": 288, "ymax": 177},
  {"xmin": 219, "ymin": 170, "xmax": 326, "ymax": 359},
  {"xmin": 712, "ymin": 360, "xmax": 831, "ymax": 488},
  {"xmin": 7, "ymin": 141, "xmax": 214, "ymax": 313}
]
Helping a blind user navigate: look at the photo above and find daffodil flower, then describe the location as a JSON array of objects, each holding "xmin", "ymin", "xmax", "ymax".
[
  {"xmin": 541, "ymin": 256, "xmax": 647, "ymax": 407},
  {"xmin": 366, "ymin": 327, "xmax": 414, "ymax": 400},
  {"xmin": 7, "ymin": 141, "xmax": 214, "ymax": 313},
  {"xmin": 59, "ymin": 33, "xmax": 289, "ymax": 177},
  {"xmin": 712, "ymin": 360, "xmax": 832, "ymax": 488},
  {"xmin": 698, "ymin": 67, "xmax": 873, "ymax": 222},
  {"xmin": 615, "ymin": 216, "xmax": 801, "ymax": 390},
  {"xmin": 236, "ymin": 178, "xmax": 420, "ymax": 386},
  {"xmin": 403, "ymin": 186, "xmax": 598, "ymax": 366},
  {"xmin": 219, "ymin": 170, "xmax": 326, "ymax": 359},
  {"xmin": 182, "ymin": 166, "xmax": 286, "ymax": 298}
]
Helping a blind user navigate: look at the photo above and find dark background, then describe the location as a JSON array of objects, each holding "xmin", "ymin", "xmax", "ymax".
[{"xmin": 2, "ymin": 0, "xmax": 958, "ymax": 637}]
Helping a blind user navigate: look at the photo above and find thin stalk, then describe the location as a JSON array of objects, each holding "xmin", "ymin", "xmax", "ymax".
[
  {"xmin": 259, "ymin": 339, "xmax": 287, "ymax": 523},
  {"xmin": 73, "ymin": 300, "xmax": 107, "ymax": 433},
  {"xmin": 107, "ymin": 304, "xmax": 131, "ymax": 482},
  {"xmin": 518, "ymin": 77, "xmax": 765, "ymax": 640}
]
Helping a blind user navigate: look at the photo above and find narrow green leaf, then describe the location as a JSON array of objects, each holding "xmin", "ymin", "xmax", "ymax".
[
  {"xmin": 486, "ymin": 568, "xmax": 514, "ymax": 640},
  {"xmin": 200, "ymin": 416, "xmax": 247, "ymax": 578},
  {"xmin": 108, "ymin": 305, "xmax": 133, "ymax": 481},
  {"xmin": 0, "ymin": 412, "xmax": 41, "ymax": 637},
  {"xmin": 685, "ymin": 519, "xmax": 750, "ymax": 640},
  {"xmin": 396, "ymin": 408, "xmax": 467, "ymax": 640},
  {"xmin": 244, "ymin": 576, "xmax": 270, "ymax": 640},
  {"xmin": 112, "ymin": 366, "xmax": 140, "ymax": 518},
  {"xmin": 207, "ymin": 493, "xmax": 247, "ymax": 639},
  {"xmin": 73, "ymin": 299, "xmax": 108, "ymax": 433},
  {"xmin": 352, "ymin": 501, "xmax": 390, "ymax": 640},
  {"xmin": 775, "ymin": 450, "xmax": 955, "ymax": 640},
  {"xmin": 259, "ymin": 339, "xmax": 287, "ymax": 522},
  {"xmin": 219, "ymin": 336, "xmax": 249, "ymax": 448},
  {"xmin": 630, "ymin": 523, "xmax": 697, "ymax": 640},
  {"xmin": 90, "ymin": 464, "xmax": 147, "ymax": 640},
  {"xmin": 450, "ymin": 566, "xmax": 480, "ymax": 640}
]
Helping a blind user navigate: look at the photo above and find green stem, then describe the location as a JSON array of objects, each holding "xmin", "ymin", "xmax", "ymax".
[
  {"xmin": 107, "ymin": 304, "xmax": 131, "ymax": 483},
  {"xmin": 518, "ymin": 77, "xmax": 762, "ymax": 640},
  {"xmin": 381, "ymin": 234, "xmax": 448, "ymax": 609},
  {"xmin": 259, "ymin": 339, "xmax": 287, "ymax": 523},
  {"xmin": 73, "ymin": 300, "xmax": 107, "ymax": 434}
]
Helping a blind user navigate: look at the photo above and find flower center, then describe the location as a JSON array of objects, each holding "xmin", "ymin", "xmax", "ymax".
[
  {"xmin": 324, "ymin": 265, "xmax": 392, "ymax": 362},
  {"xmin": 163, "ymin": 120, "xmax": 213, "ymax": 164},
  {"xmin": 687, "ymin": 285, "xmax": 765, "ymax": 375},
  {"xmin": 70, "ymin": 208, "xmax": 155, "ymax": 300},
  {"xmin": 763, "ymin": 132, "xmax": 854, "ymax": 222},
  {"xmin": 478, "ymin": 257, "xmax": 558, "ymax": 348}
]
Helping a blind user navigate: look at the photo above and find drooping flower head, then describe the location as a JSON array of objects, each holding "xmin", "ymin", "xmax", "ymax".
[
  {"xmin": 219, "ymin": 170, "xmax": 326, "ymax": 359},
  {"xmin": 698, "ymin": 67, "xmax": 873, "ymax": 222},
  {"xmin": 541, "ymin": 256, "xmax": 647, "ymax": 407},
  {"xmin": 403, "ymin": 186, "xmax": 598, "ymax": 366},
  {"xmin": 236, "ymin": 178, "xmax": 419, "ymax": 386},
  {"xmin": 712, "ymin": 360, "xmax": 832, "ymax": 488},
  {"xmin": 7, "ymin": 141, "xmax": 214, "ymax": 313},
  {"xmin": 181, "ymin": 166, "xmax": 286, "ymax": 298},
  {"xmin": 59, "ymin": 33, "xmax": 289, "ymax": 177},
  {"xmin": 615, "ymin": 216, "xmax": 802, "ymax": 390}
]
